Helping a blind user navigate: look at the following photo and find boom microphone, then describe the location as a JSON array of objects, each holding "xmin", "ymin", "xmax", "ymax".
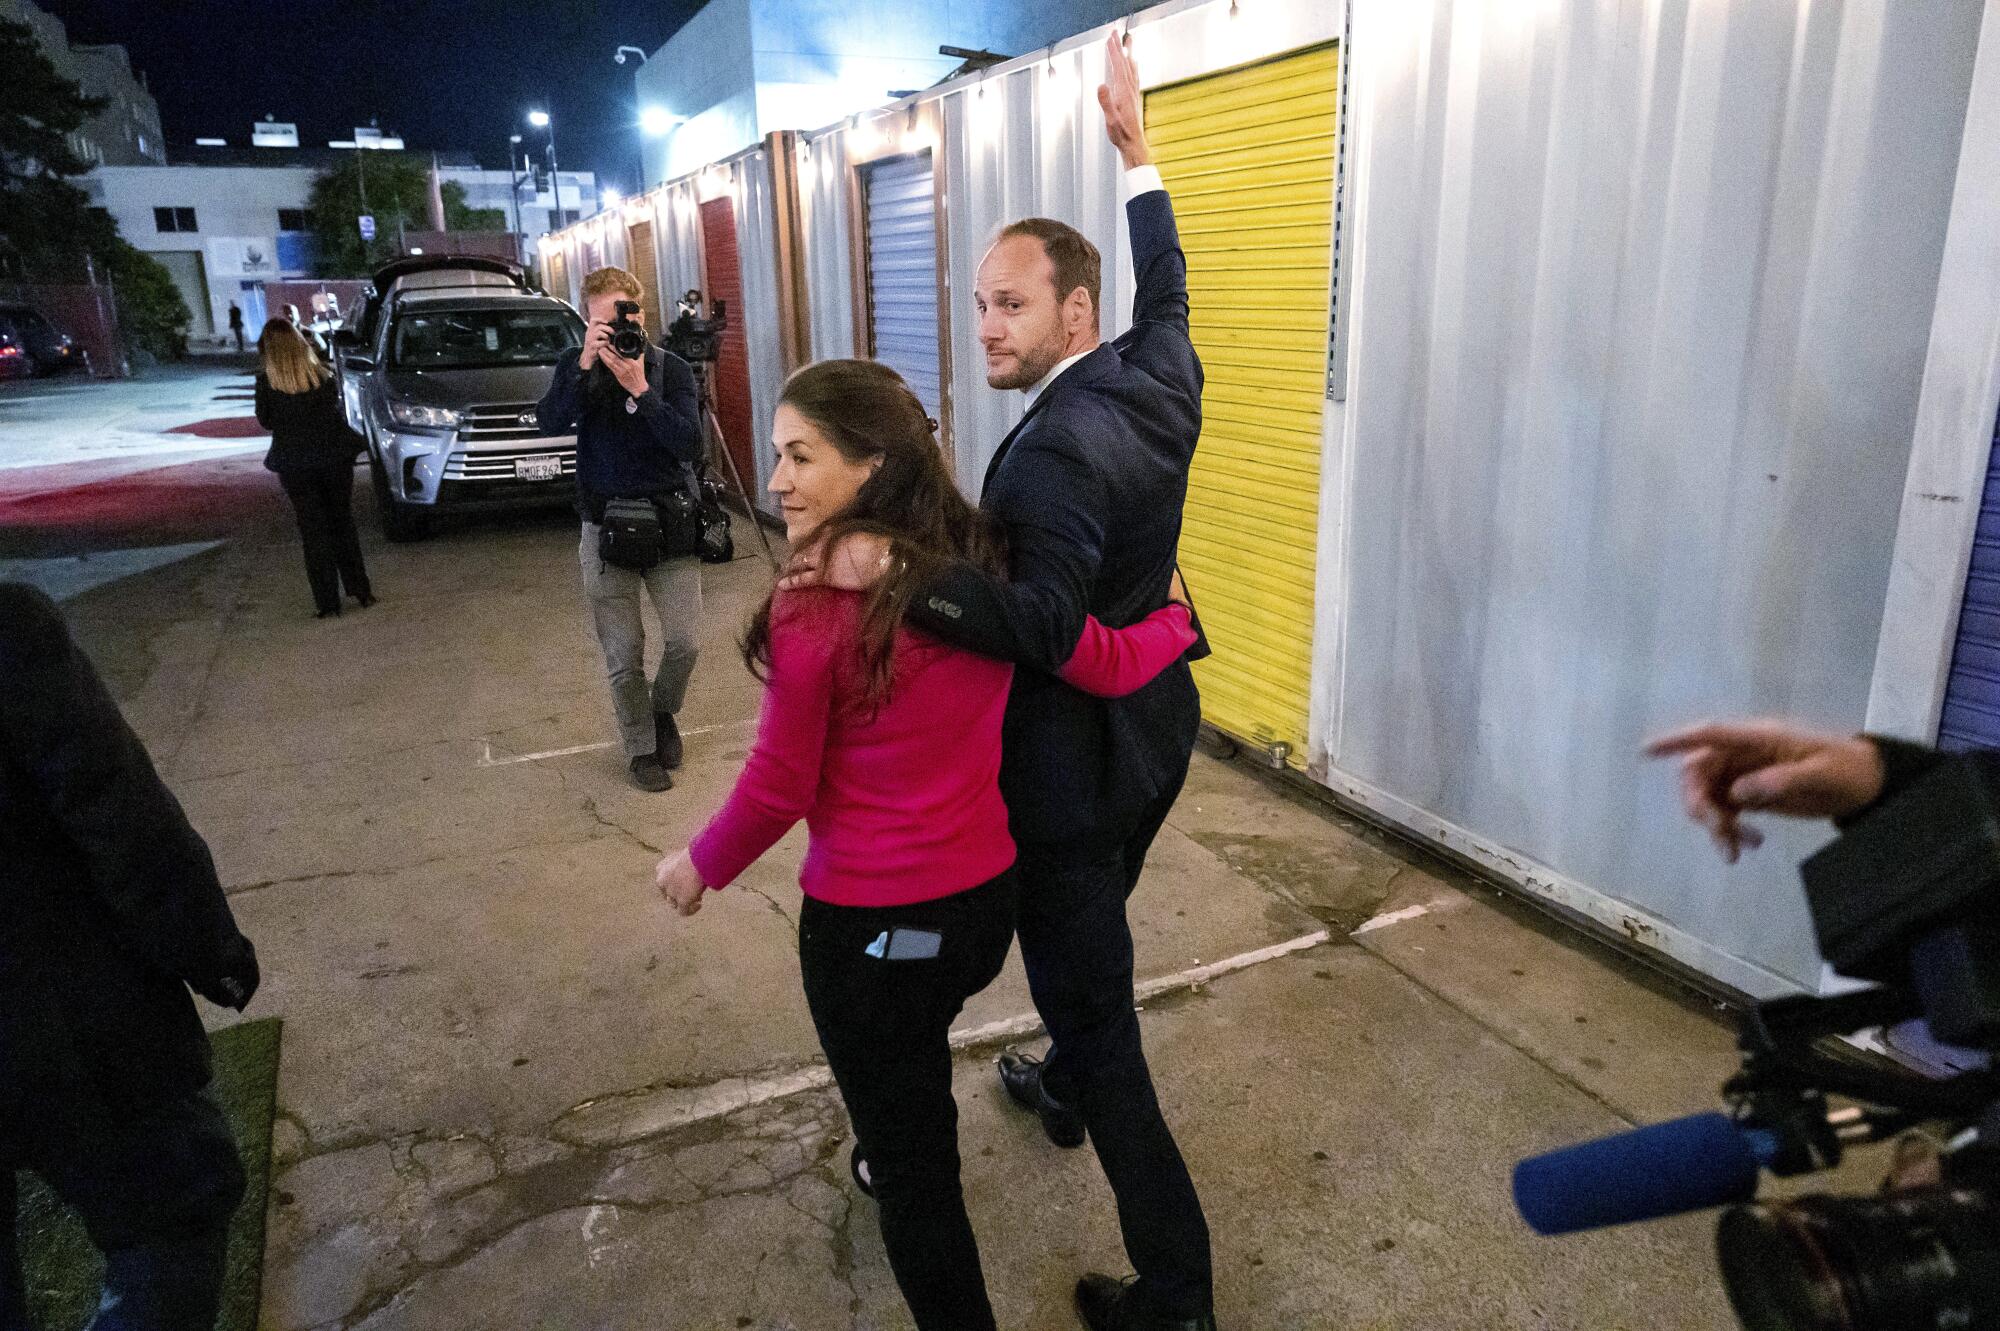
[{"xmin": 1513, "ymin": 1112, "xmax": 1779, "ymax": 1236}]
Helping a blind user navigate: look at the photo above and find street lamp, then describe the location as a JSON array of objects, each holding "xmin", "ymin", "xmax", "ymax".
[
  {"xmin": 526, "ymin": 109, "xmax": 563, "ymax": 233},
  {"xmin": 506, "ymin": 133, "xmax": 526, "ymax": 260},
  {"xmin": 614, "ymin": 45, "xmax": 648, "ymax": 65}
]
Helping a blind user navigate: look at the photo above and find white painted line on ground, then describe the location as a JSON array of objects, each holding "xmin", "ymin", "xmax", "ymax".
[
  {"xmin": 476, "ymin": 720, "xmax": 754, "ymax": 768},
  {"xmin": 948, "ymin": 929, "xmax": 1332, "ymax": 1051},
  {"xmin": 478, "ymin": 739, "xmax": 615, "ymax": 767},
  {"xmin": 1352, "ymin": 901, "xmax": 1439, "ymax": 935},
  {"xmin": 1133, "ymin": 928, "xmax": 1333, "ymax": 1001},
  {"xmin": 569, "ymin": 926, "xmax": 1337, "ymax": 1147}
]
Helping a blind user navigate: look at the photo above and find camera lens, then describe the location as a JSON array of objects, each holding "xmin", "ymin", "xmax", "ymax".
[
  {"xmin": 610, "ymin": 327, "xmax": 646, "ymax": 359},
  {"xmin": 1716, "ymin": 1186, "xmax": 1998, "ymax": 1331}
]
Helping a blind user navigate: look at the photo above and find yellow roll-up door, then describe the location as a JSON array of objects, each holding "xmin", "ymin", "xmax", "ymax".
[{"xmin": 1147, "ymin": 45, "xmax": 1337, "ymax": 768}]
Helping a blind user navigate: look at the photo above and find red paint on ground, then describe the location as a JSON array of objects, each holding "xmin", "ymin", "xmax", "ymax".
[
  {"xmin": 0, "ymin": 453, "xmax": 290, "ymax": 556},
  {"xmin": 167, "ymin": 415, "xmax": 269, "ymax": 438}
]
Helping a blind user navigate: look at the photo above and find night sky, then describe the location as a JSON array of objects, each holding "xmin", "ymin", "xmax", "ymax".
[{"xmin": 35, "ymin": 0, "xmax": 707, "ymax": 192}]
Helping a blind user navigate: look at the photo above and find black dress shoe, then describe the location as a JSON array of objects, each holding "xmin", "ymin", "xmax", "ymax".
[
  {"xmin": 354, "ymin": 592, "xmax": 377, "ymax": 608},
  {"xmin": 314, "ymin": 605, "xmax": 340, "ymax": 619},
  {"xmin": 654, "ymin": 711, "xmax": 683, "ymax": 769},
  {"xmin": 629, "ymin": 754, "xmax": 672, "ymax": 792},
  {"xmin": 997, "ymin": 1050, "xmax": 1086, "ymax": 1148},
  {"xmin": 1075, "ymin": 1274, "xmax": 1217, "ymax": 1331}
]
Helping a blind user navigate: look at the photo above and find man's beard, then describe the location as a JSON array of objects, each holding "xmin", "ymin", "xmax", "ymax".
[{"xmin": 986, "ymin": 334, "xmax": 1067, "ymax": 391}]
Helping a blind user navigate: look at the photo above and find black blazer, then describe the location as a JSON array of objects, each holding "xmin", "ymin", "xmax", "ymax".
[
  {"xmin": 914, "ymin": 189, "xmax": 1207, "ymax": 849},
  {"xmin": 0, "ymin": 585, "xmax": 253, "ymax": 1149},
  {"xmin": 256, "ymin": 373, "xmax": 362, "ymax": 474}
]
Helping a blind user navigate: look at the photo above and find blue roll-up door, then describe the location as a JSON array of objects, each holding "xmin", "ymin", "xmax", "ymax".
[
  {"xmin": 862, "ymin": 152, "xmax": 941, "ymax": 420},
  {"xmin": 1940, "ymin": 410, "xmax": 2000, "ymax": 748}
]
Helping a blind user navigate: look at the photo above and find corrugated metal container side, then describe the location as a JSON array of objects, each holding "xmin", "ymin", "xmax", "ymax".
[
  {"xmin": 797, "ymin": 133, "xmax": 858, "ymax": 363},
  {"xmin": 730, "ymin": 150, "xmax": 791, "ymax": 515},
  {"xmin": 1329, "ymin": 0, "xmax": 1981, "ymax": 996}
]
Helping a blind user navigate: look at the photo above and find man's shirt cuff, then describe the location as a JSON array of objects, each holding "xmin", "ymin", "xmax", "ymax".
[{"xmin": 1125, "ymin": 164, "xmax": 1165, "ymax": 197}]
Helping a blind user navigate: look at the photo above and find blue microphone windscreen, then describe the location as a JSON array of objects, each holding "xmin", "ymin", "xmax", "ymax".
[{"xmin": 1513, "ymin": 1112, "xmax": 1764, "ymax": 1236}]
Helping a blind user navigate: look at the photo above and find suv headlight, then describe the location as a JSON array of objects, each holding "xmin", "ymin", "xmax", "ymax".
[{"xmin": 386, "ymin": 400, "xmax": 461, "ymax": 430}]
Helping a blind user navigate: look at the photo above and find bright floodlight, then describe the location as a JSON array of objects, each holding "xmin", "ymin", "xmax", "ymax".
[
  {"xmin": 527, "ymin": 110, "xmax": 551, "ymax": 127},
  {"xmin": 640, "ymin": 106, "xmax": 681, "ymax": 136},
  {"xmin": 602, "ymin": 186, "xmax": 623, "ymax": 208}
]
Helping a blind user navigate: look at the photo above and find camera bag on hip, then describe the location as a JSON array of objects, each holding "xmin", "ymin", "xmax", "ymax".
[{"xmin": 598, "ymin": 497, "xmax": 668, "ymax": 571}]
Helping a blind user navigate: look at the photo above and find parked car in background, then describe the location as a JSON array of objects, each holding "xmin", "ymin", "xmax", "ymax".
[
  {"xmin": 0, "ymin": 304, "xmax": 87, "ymax": 376},
  {"xmin": 0, "ymin": 326, "xmax": 34, "ymax": 381},
  {"xmin": 330, "ymin": 256, "xmax": 585, "ymax": 541}
]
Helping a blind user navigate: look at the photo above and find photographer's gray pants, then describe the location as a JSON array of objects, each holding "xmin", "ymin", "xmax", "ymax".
[{"xmin": 579, "ymin": 523, "xmax": 702, "ymax": 758}]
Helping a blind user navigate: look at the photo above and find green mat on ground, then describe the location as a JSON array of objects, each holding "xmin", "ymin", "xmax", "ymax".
[{"xmin": 14, "ymin": 1018, "xmax": 282, "ymax": 1331}]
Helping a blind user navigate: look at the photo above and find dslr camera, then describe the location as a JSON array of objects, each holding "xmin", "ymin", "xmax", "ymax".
[
  {"xmin": 1516, "ymin": 753, "xmax": 2000, "ymax": 1330},
  {"xmin": 608, "ymin": 299, "xmax": 648, "ymax": 360},
  {"xmin": 666, "ymin": 289, "xmax": 727, "ymax": 365}
]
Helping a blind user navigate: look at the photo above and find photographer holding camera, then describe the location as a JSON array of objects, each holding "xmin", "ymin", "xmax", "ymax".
[{"xmin": 536, "ymin": 267, "xmax": 704, "ymax": 792}]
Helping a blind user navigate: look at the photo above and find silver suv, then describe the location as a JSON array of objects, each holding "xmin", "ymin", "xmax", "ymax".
[{"xmin": 332, "ymin": 256, "xmax": 585, "ymax": 541}]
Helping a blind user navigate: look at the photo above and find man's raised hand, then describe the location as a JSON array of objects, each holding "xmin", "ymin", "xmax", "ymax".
[{"xmin": 1098, "ymin": 33, "xmax": 1152, "ymax": 170}]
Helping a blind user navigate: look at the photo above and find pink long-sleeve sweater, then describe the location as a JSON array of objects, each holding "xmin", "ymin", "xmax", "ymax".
[{"xmin": 687, "ymin": 589, "xmax": 1195, "ymax": 907}]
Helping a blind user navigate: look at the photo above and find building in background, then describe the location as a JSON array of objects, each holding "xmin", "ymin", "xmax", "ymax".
[
  {"xmin": 633, "ymin": 0, "xmax": 1136, "ymax": 184},
  {"xmin": 1, "ymin": 0, "xmax": 167, "ymax": 166},
  {"xmin": 83, "ymin": 153, "xmax": 596, "ymax": 342},
  {"xmin": 447, "ymin": 169, "xmax": 589, "ymax": 248}
]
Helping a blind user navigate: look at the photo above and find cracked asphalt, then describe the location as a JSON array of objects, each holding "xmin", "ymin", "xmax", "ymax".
[{"xmin": 10, "ymin": 367, "xmax": 1751, "ymax": 1330}]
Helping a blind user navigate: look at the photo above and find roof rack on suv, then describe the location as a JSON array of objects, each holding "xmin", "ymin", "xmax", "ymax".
[{"xmin": 368, "ymin": 254, "xmax": 528, "ymax": 299}]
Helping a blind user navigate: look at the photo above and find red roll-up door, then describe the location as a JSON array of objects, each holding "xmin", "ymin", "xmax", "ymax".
[{"xmin": 700, "ymin": 197, "xmax": 758, "ymax": 498}]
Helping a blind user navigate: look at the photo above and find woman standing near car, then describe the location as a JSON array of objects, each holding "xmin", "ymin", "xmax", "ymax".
[{"xmin": 255, "ymin": 318, "xmax": 374, "ymax": 618}]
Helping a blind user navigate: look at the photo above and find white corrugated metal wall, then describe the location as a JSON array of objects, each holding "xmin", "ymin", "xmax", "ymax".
[
  {"xmin": 1329, "ymin": 0, "xmax": 1981, "ymax": 996},
  {"xmin": 797, "ymin": 133, "xmax": 857, "ymax": 363},
  {"xmin": 731, "ymin": 151, "xmax": 789, "ymax": 515},
  {"xmin": 649, "ymin": 178, "xmax": 707, "ymax": 313}
]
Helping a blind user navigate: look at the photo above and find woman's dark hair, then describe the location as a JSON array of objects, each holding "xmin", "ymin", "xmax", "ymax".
[{"xmin": 742, "ymin": 359, "xmax": 1006, "ymax": 706}]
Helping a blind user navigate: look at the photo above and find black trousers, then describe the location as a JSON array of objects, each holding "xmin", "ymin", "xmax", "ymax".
[
  {"xmin": 799, "ymin": 871, "xmax": 1018, "ymax": 1331},
  {"xmin": 1022, "ymin": 776, "xmax": 1214, "ymax": 1321},
  {"xmin": 278, "ymin": 466, "xmax": 370, "ymax": 613},
  {"xmin": 2, "ymin": 1091, "xmax": 244, "ymax": 1331}
]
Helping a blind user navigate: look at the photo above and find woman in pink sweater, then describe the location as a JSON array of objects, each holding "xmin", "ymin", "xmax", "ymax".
[{"xmin": 655, "ymin": 359, "xmax": 1193, "ymax": 1331}]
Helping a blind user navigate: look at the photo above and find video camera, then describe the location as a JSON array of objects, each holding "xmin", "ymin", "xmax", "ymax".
[
  {"xmin": 1515, "ymin": 753, "xmax": 2000, "ymax": 1329},
  {"xmin": 666, "ymin": 289, "xmax": 727, "ymax": 366}
]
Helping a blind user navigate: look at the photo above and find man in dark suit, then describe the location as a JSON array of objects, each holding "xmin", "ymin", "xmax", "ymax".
[
  {"xmin": 1, "ymin": 584, "xmax": 261, "ymax": 1331},
  {"xmin": 789, "ymin": 36, "xmax": 1216, "ymax": 1331}
]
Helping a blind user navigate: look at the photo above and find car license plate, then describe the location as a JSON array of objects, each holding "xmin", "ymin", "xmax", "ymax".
[{"xmin": 515, "ymin": 456, "xmax": 560, "ymax": 481}]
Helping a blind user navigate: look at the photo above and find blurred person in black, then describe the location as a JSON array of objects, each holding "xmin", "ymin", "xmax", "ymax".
[
  {"xmin": 1, "ymin": 584, "xmax": 261, "ymax": 1331},
  {"xmin": 536, "ymin": 266, "xmax": 704, "ymax": 793}
]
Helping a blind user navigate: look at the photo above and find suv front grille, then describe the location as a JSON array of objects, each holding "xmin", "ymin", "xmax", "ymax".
[
  {"xmin": 443, "ymin": 446, "xmax": 577, "ymax": 481},
  {"xmin": 459, "ymin": 402, "xmax": 556, "ymax": 444}
]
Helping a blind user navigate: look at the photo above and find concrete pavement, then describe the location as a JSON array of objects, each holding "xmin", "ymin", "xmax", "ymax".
[{"xmin": 7, "ymin": 368, "xmax": 1757, "ymax": 1330}]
